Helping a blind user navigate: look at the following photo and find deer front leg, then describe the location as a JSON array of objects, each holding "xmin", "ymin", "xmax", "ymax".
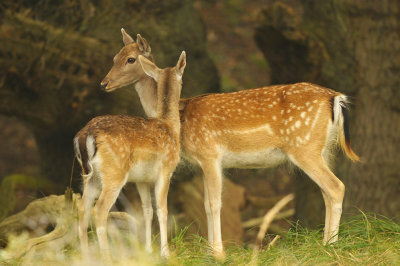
[
  {"xmin": 136, "ymin": 182, "xmax": 153, "ymax": 253},
  {"xmin": 201, "ymin": 160, "xmax": 225, "ymax": 260},
  {"xmin": 203, "ymin": 176, "xmax": 214, "ymax": 244},
  {"xmin": 155, "ymin": 172, "xmax": 171, "ymax": 258}
]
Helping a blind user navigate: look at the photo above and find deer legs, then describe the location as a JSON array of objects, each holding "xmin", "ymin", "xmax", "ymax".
[
  {"xmin": 322, "ymin": 191, "xmax": 333, "ymax": 243},
  {"xmin": 78, "ymin": 178, "xmax": 100, "ymax": 260},
  {"xmin": 92, "ymin": 181, "xmax": 125, "ymax": 262},
  {"xmin": 203, "ymin": 177, "xmax": 214, "ymax": 244},
  {"xmin": 201, "ymin": 160, "xmax": 225, "ymax": 260},
  {"xmin": 136, "ymin": 183, "xmax": 153, "ymax": 253},
  {"xmin": 290, "ymin": 153, "xmax": 345, "ymax": 244},
  {"xmin": 79, "ymin": 176, "xmax": 171, "ymax": 261},
  {"xmin": 155, "ymin": 172, "xmax": 172, "ymax": 258},
  {"xmin": 198, "ymin": 150, "xmax": 344, "ymax": 259}
]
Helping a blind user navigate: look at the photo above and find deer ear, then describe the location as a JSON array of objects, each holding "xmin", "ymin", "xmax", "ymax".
[
  {"xmin": 121, "ymin": 28, "xmax": 134, "ymax": 45},
  {"xmin": 136, "ymin": 34, "xmax": 151, "ymax": 56},
  {"xmin": 175, "ymin": 51, "xmax": 186, "ymax": 79},
  {"xmin": 138, "ymin": 55, "xmax": 160, "ymax": 81}
]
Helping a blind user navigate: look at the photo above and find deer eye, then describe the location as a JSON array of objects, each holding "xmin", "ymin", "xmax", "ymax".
[{"xmin": 127, "ymin": 57, "xmax": 136, "ymax": 64}]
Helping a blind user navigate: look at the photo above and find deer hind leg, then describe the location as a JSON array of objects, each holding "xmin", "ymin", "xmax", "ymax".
[
  {"xmin": 289, "ymin": 153, "xmax": 345, "ymax": 245},
  {"xmin": 79, "ymin": 177, "xmax": 100, "ymax": 259},
  {"xmin": 136, "ymin": 182, "xmax": 153, "ymax": 253},
  {"xmin": 201, "ymin": 159, "xmax": 225, "ymax": 260},
  {"xmin": 92, "ymin": 178, "xmax": 125, "ymax": 262},
  {"xmin": 154, "ymin": 170, "xmax": 172, "ymax": 258},
  {"xmin": 321, "ymin": 191, "xmax": 332, "ymax": 243}
]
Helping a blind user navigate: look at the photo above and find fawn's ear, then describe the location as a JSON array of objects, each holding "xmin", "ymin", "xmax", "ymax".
[
  {"xmin": 121, "ymin": 28, "xmax": 134, "ymax": 45},
  {"xmin": 175, "ymin": 51, "xmax": 186, "ymax": 79},
  {"xmin": 136, "ymin": 34, "xmax": 151, "ymax": 56},
  {"xmin": 138, "ymin": 55, "xmax": 161, "ymax": 81}
]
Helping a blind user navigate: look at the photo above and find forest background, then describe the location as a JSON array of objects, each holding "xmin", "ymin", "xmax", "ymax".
[{"xmin": 0, "ymin": 0, "xmax": 399, "ymax": 246}]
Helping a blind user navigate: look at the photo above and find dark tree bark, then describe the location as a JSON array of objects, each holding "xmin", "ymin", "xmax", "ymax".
[
  {"xmin": 255, "ymin": 0, "xmax": 400, "ymax": 226},
  {"xmin": 0, "ymin": 0, "xmax": 219, "ymax": 190}
]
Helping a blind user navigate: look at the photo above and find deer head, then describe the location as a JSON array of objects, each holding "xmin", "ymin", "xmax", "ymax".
[
  {"xmin": 139, "ymin": 51, "xmax": 186, "ymax": 123},
  {"xmin": 100, "ymin": 28, "xmax": 152, "ymax": 92}
]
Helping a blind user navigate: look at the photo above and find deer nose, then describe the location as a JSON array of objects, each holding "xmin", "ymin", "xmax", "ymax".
[{"xmin": 100, "ymin": 81, "xmax": 108, "ymax": 90}]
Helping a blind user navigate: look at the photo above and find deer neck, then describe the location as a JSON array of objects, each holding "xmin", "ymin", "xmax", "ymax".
[
  {"xmin": 134, "ymin": 76, "xmax": 158, "ymax": 118},
  {"xmin": 156, "ymin": 69, "xmax": 181, "ymax": 135}
]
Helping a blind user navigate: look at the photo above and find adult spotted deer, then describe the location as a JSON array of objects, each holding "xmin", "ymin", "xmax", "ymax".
[
  {"xmin": 101, "ymin": 29, "xmax": 359, "ymax": 259},
  {"xmin": 75, "ymin": 50, "xmax": 186, "ymax": 260}
]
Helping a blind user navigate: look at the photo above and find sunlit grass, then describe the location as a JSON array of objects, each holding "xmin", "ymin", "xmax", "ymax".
[{"xmin": 1, "ymin": 213, "xmax": 399, "ymax": 265}]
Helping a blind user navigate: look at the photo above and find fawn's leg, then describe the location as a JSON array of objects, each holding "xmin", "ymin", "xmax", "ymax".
[
  {"xmin": 79, "ymin": 178, "xmax": 99, "ymax": 259},
  {"xmin": 93, "ymin": 180, "xmax": 124, "ymax": 262},
  {"xmin": 136, "ymin": 182, "xmax": 153, "ymax": 253},
  {"xmin": 155, "ymin": 171, "xmax": 172, "ymax": 258}
]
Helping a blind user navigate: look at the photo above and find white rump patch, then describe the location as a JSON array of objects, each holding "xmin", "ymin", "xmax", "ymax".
[
  {"xmin": 80, "ymin": 135, "xmax": 97, "ymax": 179},
  {"xmin": 86, "ymin": 135, "xmax": 96, "ymax": 159}
]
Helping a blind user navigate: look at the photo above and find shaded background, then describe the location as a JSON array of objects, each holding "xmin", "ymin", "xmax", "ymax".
[{"xmin": 1, "ymin": 0, "xmax": 399, "ymax": 244}]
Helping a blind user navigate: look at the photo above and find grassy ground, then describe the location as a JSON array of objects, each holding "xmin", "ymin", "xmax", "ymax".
[{"xmin": 1, "ymin": 213, "xmax": 399, "ymax": 265}]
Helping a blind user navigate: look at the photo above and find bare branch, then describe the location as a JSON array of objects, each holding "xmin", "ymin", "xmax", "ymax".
[{"xmin": 255, "ymin": 193, "xmax": 294, "ymax": 249}]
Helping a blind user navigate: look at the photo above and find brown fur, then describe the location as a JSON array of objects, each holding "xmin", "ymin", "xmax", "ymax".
[
  {"xmin": 76, "ymin": 48, "xmax": 186, "ymax": 260},
  {"xmin": 180, "ymin": 83, "xmax": 358, "ymax": 162},
  {"xmin": 101, "ymin": 30, "xmax": 359, "ymax": 259},
  {"xmin": 101, "ymin": 41, "xmax": 154, "ymax": 92},
  {"xmin": 178, "ymin": 83, "xmax": 358, "ymax": 258},
  {"xmin": 76, "ymin": 115, "xmax": 179, "ymax": 178}
]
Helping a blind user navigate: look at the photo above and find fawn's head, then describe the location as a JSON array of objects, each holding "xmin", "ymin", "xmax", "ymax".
[
  {"xmin": 138, "ymin": 51, "xmax": 186, "ymax": 118},
  {"xmin": 101, "ymin": 28, "xmax": 153, "ymax": 92},
  {"xmin": 138, "ymin": 51, "xmax": 186, "ymax": 94}
]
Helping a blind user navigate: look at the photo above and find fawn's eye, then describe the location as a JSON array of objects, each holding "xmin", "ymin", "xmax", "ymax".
[{"xmin": 127, "ymin": 57, "xmax": 136, "ymax": 64}]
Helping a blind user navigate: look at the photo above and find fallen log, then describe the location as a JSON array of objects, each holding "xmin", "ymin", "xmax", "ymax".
[{"xmin": 0, "ymin": 188, "xmax": 138, "ymax": 260}]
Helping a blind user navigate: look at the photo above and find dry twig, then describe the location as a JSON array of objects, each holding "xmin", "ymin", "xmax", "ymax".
[{"xmin": 255, "ymin": 193, "xmax": 294, "ymax": 248}]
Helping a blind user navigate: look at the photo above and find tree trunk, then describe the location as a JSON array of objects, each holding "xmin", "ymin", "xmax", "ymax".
[
  {"xmin": 255, "ymin": 0, "xmax": 400, "ymax": 226},
  {"xmin": 32, "ymin": 128, "xmax": 77, "ymax": 192}
]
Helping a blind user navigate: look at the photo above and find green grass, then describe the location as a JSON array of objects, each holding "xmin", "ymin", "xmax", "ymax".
[{"xmin": 1, "ymin": 213, "xmax": 399, "ymax": 265}]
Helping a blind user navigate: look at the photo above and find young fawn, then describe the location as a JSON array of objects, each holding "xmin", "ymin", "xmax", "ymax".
[
  {"xmin": 101, "ymin": 29, "xmax": 359, "ymax": 259},
  {"xmin": 75, "ymin": 50, "xmax": 186, "ymax": 260}
]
